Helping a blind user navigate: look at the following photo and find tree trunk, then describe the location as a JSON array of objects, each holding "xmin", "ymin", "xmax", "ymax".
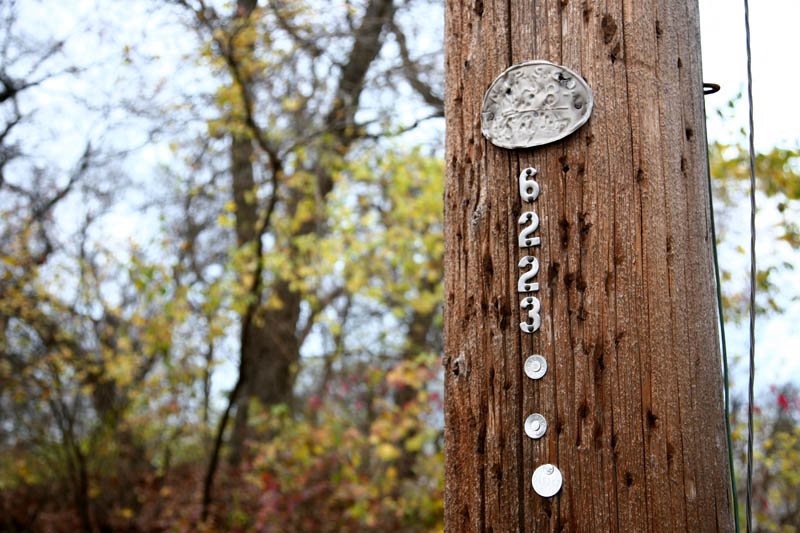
[
  {"xmin": 443, "ymin": 1, "xmax": 734, "ymax": 531},
  {"xmin": 230, "ymin": 0, "xmax": 396, "ymax": 425},
  {"xmin": 229, "ymin": 129, "xmax": 302, "ymax": 462}
]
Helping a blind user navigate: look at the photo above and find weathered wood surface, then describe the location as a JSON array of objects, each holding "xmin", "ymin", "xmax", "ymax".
[{"xmin": 442, "ymin": 1, "xmax": 734, "ymax": 531}]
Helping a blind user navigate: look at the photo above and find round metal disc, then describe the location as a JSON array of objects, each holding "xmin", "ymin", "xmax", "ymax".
[
  {"xmin": 524, "ymin": 413, "xmax": 547, "ymax": 439},
  {"xmin": 480, "ymin": 60, "xmax": 593, "ymax": 149},
  {"xmin": 524, "ymin": 355, "xmax": 547, "ymax": 380},
  {"xmin": 532, "ymin": 464, "xmax": 563, "ymax": 498}
]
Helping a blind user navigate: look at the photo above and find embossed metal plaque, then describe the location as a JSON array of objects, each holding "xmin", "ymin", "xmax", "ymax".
[{"xmin": 481, "ymin": 60, "xmax": 593, "ymax": 149}]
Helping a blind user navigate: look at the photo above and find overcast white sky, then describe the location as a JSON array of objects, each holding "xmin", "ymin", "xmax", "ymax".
[
  {"xmin": 700, "ymin": 0, "xmax": 800, "ymax": 151},
  {"xmin": 699, "ymin": 0, "xmax": 800, "ymax": 393}
]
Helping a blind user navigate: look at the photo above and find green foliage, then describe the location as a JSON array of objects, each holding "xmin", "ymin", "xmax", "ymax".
[
  {"xmin": 242, "ymin": 356, "xmax": 444, "ymax": 533},
  {"xmin": 710, "ymin": 104, "xmax": 800, "ymax": 530},
  {"xmin": 709, "ymin": 141, "xmax": 800, "ymax": 321},
  {"xmin": 0, "ymin": 139, "xmax": 446, "ymax": 532},
  {"xmin": 0, "ymin": 230, "xmax": 209, "ymax": 530},
  {"xmin": 317, "ymin": 150, "xmax": 444, "ymax": 314}
]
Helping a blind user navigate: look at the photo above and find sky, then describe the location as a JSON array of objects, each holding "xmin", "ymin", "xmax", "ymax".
[
  {"xmin": 699, "ymin": 0, "xmax": 800, "ymax": 393},
  {"xmin": 700, "ymin": 0, "xmax": 800, "ymax": 151}
]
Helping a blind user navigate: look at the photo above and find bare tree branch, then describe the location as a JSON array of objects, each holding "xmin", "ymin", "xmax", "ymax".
[
  {"xmin": 297, "ymin": 286, "xmax": 345, "ymax": 346},
  {"xmin": 266, "ymin": 0, "xmax": 325, "ymax": 58},
  {"xmin": 390, "ymin": 21, "xmax": 444, "ymax": 114}
]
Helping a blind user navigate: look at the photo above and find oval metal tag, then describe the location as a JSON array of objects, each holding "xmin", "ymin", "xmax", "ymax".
[{"xmin": 481, "ymin": 60, "xmax": 593, "ymax": 149}]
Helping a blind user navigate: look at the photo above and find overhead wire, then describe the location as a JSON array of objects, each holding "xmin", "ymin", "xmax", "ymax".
[
  {"xmin": 742, "ymin": 0, "xmax": 757, "ymax": 531},
  {"xmin": 704, "ymin": 108, "xmax": 740, "ymax": 532}
]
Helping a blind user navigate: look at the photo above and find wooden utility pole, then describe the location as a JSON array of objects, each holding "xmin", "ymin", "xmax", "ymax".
[{"xmin": 443, "ymin": 1, "xmax": 734, "ymax": 531}]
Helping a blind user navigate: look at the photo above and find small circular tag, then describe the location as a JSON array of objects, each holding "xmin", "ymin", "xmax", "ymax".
[
  {"xmin": 524, "ymin": 413, "xmax": 547, "ymax": 439},
  {"xmin": 524, "ymin": 355, "xmax": 547, "ymax": 380},
  {"xmin": 532, "ymin": 464, "xmax": 563, "ymax": 497}
]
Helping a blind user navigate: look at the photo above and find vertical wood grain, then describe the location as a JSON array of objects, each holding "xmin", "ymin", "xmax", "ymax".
[{"xmin": 443, "ymin": 1, "xmax": 734, "ymax": 531}]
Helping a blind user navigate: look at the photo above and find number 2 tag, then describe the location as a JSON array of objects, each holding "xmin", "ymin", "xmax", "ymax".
[
  {"xmin": 519, "ymin": 212, "xmax": 541, "ymax": 247},
  {"xmin": 518, "ymin": 256, "xmax": 540, "ymax": 292}
]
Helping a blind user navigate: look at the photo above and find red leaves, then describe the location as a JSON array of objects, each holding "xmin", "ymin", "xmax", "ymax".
[
  {"xmin": 778, "ymin": 393, "xmax": 790, "ymax": 411},
  {"xmin": 308, "ymin": 394, "xmax": 321, "ymax": 411}
]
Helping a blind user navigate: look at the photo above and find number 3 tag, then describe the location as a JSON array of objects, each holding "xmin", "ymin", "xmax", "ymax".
[{"xmin": 520, "ymin": 296, "xmax": 541, "ymax": 333}]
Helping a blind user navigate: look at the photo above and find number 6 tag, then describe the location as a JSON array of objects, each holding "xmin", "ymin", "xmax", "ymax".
[{"xmin": 519, "ymin": 167, "xmax": 539, "ymax": 202}]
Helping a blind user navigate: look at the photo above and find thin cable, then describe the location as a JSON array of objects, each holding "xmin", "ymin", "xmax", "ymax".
[
  {"xmin": 705, "ymin": 138, "xmax": 740, "ymax": 531},
  {"xmin": 743, "ymin": 0, "xmax": 757, "ymax": 531}
]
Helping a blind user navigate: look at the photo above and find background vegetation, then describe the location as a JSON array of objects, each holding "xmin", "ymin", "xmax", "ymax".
[{"xmin": 0, "ymin": 1, "xmax": 797, "ymax": 531}]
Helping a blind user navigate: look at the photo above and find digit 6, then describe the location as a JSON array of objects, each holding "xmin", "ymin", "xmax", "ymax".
[{"xmin": 519, "ymin": 167, "xmax": 539, "ymax": 202}]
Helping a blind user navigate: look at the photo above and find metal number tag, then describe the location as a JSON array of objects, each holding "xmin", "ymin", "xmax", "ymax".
[
  {"xmin": 520, "ymin": 296, "xmax": 541, "ymax": 333},
  {"xmin": 519, "ymin": 168, "xmax": 539, "ymax": 202},
  {"xmin": 518, "ymin": 211, "xmax": 540, "ymax": 247},
  {"xmin": 518, "ymin": 256, "xmax": 540, "ymax": 292}
]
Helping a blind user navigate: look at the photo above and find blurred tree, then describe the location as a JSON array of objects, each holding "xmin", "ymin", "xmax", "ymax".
[
  {"xmin": 161, "ymin": 0, "xmax": 443, "ymax": 519},
  {"xmin": 707, "ymin": 136, "xmax": 800, "ymax": 532},
  {"xmin": 708, "ymin": 138, "xmax": 800, "ymax": 322},
  {"xmin": 0, "ymin": 3, "xmax": 131, "ymax": 531},
  {"xmin": 0, "ymin": 2, "xmax": 203, "ymax": 530}
]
